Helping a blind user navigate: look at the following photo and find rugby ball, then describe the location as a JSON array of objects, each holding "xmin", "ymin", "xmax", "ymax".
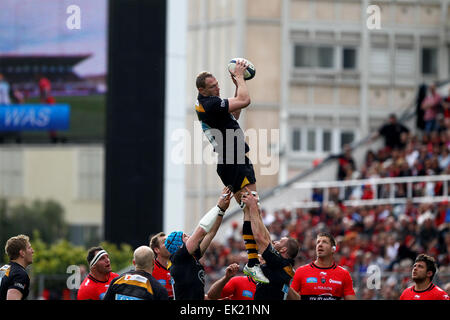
[{"xmin": 227, "ymin": 58, "xmax": 256, "ymax": 80}]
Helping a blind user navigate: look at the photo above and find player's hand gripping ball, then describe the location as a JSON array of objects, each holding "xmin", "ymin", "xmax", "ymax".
[{"xmin": 227, "ymin": 58, "xmax": 256, "ymax": 80}]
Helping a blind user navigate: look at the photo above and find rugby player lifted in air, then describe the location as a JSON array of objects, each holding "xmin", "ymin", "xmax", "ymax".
[{"xmin": 194, "ymin": 59, "xmax": 269, "ymax": 284}]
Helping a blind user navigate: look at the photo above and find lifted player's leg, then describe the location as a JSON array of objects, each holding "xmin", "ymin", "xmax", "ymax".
[{"xmin": 234, "ymin": 183, "xmax": 269, "ymax": 284}]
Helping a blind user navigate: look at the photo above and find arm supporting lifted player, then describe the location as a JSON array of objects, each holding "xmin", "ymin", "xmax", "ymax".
[
  {"xmin": 241, "ymin": 187, "xmax": 301, "ymax": 300},
  {"xmin": 185, "ymin": 186, "xmax": 232, "ymax": 257}
]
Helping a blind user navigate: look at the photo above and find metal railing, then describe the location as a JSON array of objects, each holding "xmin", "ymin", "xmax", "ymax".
[{"xmin": 289, "ymin": 174, "xmax": 450, "ymax": 208}]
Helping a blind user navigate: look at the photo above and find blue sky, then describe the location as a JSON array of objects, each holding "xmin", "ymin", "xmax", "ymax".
[{"xmin": 0, "ymin": 0, "xmax": 107, "ymax": 76}]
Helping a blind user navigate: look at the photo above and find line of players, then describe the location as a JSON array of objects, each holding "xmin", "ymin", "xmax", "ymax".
[{"xmin": 1, "ymin": 196, "xmax": 449, "ymax": 301}]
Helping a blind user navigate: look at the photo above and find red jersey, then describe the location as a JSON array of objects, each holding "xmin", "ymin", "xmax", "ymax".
[
  {"xmin": 220, "ymin": 276, "xmax": 256, "ymax": 300},
  {"xmin": 291, "ymin": 262, "xmax": 355, "ymax": 300},
  {"xmin": 400, "ymin": 283, "xmax": 449, "ymax": 300},
  {"xmin": 152, "ymin": 259, "xmax": 173, "ymax": 299},
  {"xmin": 77, "ymin": 272, "xmax": 119, "ymax": 300}
]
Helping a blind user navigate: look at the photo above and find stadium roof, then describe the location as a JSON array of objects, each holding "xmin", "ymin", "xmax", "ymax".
[{"xmin": 0, "ymin": 54, "xmax": 91, "ymax": 67}]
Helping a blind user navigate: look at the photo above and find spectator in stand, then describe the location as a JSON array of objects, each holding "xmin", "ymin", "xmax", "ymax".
[
  {"xmin": 442, "ymin": 87, "xmax": 450, "ymax": 127},
  {"xmin": 421, "ymin": 83, "xmax": 442, "ymax": 134},
  {"xmin": 373, "ymin": 113, "xmax": 410, "ymax": 152},
  {"xmin": 335, "ymin": 144, "xmax": 357, "ymax": 181},
  {"xmin": 418, "ymin": 212, "xmax": 439, "ymax": 251}
]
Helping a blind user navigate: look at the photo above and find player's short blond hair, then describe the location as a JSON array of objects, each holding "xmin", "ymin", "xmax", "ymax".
[{"xmin": 5, "ymin": 234, "xmax": 30, "ymax": 260}]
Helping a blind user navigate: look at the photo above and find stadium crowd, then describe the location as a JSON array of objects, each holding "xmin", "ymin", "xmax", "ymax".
[{"xmin": 200, "ymin": 84, "xmax": 450, "ymax": 300}]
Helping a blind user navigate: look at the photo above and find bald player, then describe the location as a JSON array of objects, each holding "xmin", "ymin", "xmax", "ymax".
[{"xmin": 103, "ymin": 246, "xmax": 168, "ymax": 300}]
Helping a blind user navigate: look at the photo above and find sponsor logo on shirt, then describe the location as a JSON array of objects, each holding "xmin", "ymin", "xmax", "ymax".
[
  {"xmin": 115, "ymin": 294, "xmax": 143, "ymax": 300},
  {"xmin": 306, "ymin": 277, "xmax": 318, "ymax": 283},
  {"xmin": 14, "ymin": 282, "xmax": 25, "ymax": 290},
  {"xmin": 242, "ymin": 290, "xmax": 253, "ymax": 298},
  {"xmin": 158, "ymin": 279, "xmax": 167, "ymax": 286},
  {"xmin": 329, "ymin": 279, "xmax": 342, "ymax": 285}
]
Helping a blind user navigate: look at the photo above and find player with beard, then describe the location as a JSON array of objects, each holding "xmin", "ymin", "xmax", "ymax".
[
  {"xmin": 149, "ymin": 232, "xmax": 174, "ymax": 299},
  {"xmin": 77, "ymin": 246, "xmax": 119, "ymax": 300},
  {"xmin": 240, "ymin": 188, "xmax": 299, "ymax": 300},
  {"xmin": 400, "ymin": 254, "xmax": 449, "ymax": 300},
  {"xmin": 291, "ymin": 232, "xmax": 356, "ymax": 300}
]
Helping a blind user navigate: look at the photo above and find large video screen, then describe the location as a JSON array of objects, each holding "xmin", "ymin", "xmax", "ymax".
[{"xmin": 0, "ymin": 0, "xmax": 107, "ymax": 143}]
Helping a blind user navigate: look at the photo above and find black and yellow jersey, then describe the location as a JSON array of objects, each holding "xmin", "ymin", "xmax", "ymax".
[
  {"xmin": 195, "ymin": 93, "xmax": 249, "ymax": 162},
  {"xmin": 103, "ymin": 270, "xmax": 168, "ymax": 300},
  {"xmin": 0, "ymin": 262, "xmax": 30, "ymax": 300},
  {"xmin": 254, "ymin": 244, "xmax": 295, "ymax": 301}
]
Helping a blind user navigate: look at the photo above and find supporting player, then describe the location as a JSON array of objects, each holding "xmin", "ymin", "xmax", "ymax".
[
  {"xmin": 241, "ymin": 188, "xmax": 299, "ymax": 300},
  {"xmin": 399, "ymin": 254, "xmax": 449, "ymax": 300},
  {"xmin": 165, "ymin": 186, "xmax": 232, "ymax": 300},
  {"xmin": 291, "ymin": 232, "xmax": 356, "ymax": 300},
  {"xmin": 194, "ymin": 60, "xmax": 268, "ymax": 283}
]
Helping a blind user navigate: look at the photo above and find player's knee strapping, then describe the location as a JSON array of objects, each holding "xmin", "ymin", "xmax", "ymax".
[{"xmin": 243, "ymin": 221, "xmax": 259, "ymax": 267}]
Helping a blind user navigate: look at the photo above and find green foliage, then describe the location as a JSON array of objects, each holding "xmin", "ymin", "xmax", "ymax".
[
  {"xmin": 30, "ymin": 233, "xmax": 134, "ymax": 276},
  {"xmin": 1, "ymin": 199, "xmax": 133, "ymax": 275},
  {"xmin": 0, "ymin": 198, "xmax": 67, "ymax": 251},
  {"xmin": 98, "ymin": 241, "xmax": 134, "ymax": 272},
  {"xmin": 31, "ymin": 231, "xmax": 86, "ymax": 275}
]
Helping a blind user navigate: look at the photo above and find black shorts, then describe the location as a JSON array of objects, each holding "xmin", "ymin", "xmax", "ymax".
[{"xmin": 216, "ymin": 157, "xmax": 256, "ymax": 193}]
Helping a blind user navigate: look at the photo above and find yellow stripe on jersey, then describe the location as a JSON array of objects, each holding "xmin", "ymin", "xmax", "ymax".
[
  {"xmin": 115, "ymin": 276, "xmax": 154, "ymax": 295},
  {"xmin": 195, "ymin": 102, "xmax": 205, "ymax": 113},
  {"xmin": 0, "ymin": 265, "xmax": 11, "ymax": 277},
  {"xmin": 283, "ymin": 265, "xmax": 295, "ymax": 278}
]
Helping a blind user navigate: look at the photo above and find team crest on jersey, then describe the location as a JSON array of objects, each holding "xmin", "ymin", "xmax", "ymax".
[{"xmin": 321, "ymin": 277, "xmax": 326, "ymax": 284}]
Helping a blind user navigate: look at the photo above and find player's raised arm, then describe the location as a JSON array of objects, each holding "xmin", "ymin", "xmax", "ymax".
[
  {"xmin": 185, "ymin": 186, "xmax": 231, "ymax": 256},
  {"xmin": 199, "ymin": 186, "xmax": 232, "ymax": 255},
  {"xmin": 206, "ymin": 263, "xmax": 239, "ymax": 300},
  {"xmin": 227, "ymin": 59, "xmax": 251, "ymax": 113}
]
